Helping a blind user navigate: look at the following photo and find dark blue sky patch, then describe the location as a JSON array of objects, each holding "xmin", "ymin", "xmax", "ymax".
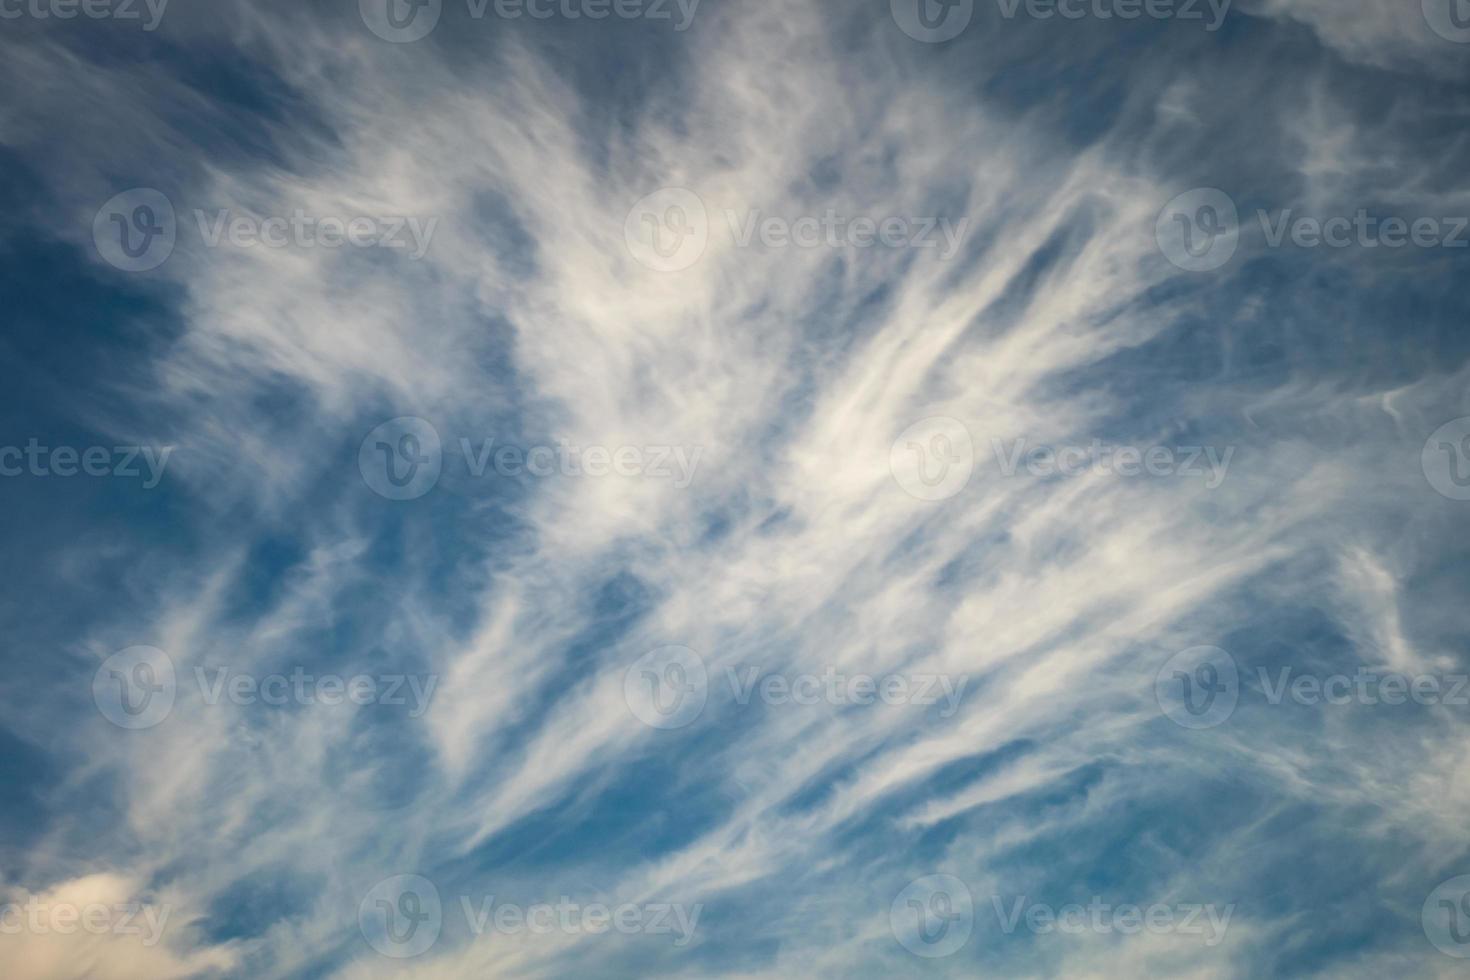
[{"xmin": 199, "ymin": 864, "xmax": 326, "ymax": 944}]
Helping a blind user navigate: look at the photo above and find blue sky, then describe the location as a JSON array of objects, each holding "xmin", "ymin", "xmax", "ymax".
[{"xmin": 2, "ymin": 0, "xmax": 1470, "ymax": 977}]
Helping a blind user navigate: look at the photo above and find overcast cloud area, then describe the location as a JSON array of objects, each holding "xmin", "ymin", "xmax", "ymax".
[{"xmin": 1, "ymin": 0, "xmax": 1468, "ymax": 977}]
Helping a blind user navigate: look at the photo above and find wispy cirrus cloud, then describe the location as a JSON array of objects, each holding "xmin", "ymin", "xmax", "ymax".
[{"xmin": 0, "ymin": 0, "xmax": 1468, "ymax": 977}]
